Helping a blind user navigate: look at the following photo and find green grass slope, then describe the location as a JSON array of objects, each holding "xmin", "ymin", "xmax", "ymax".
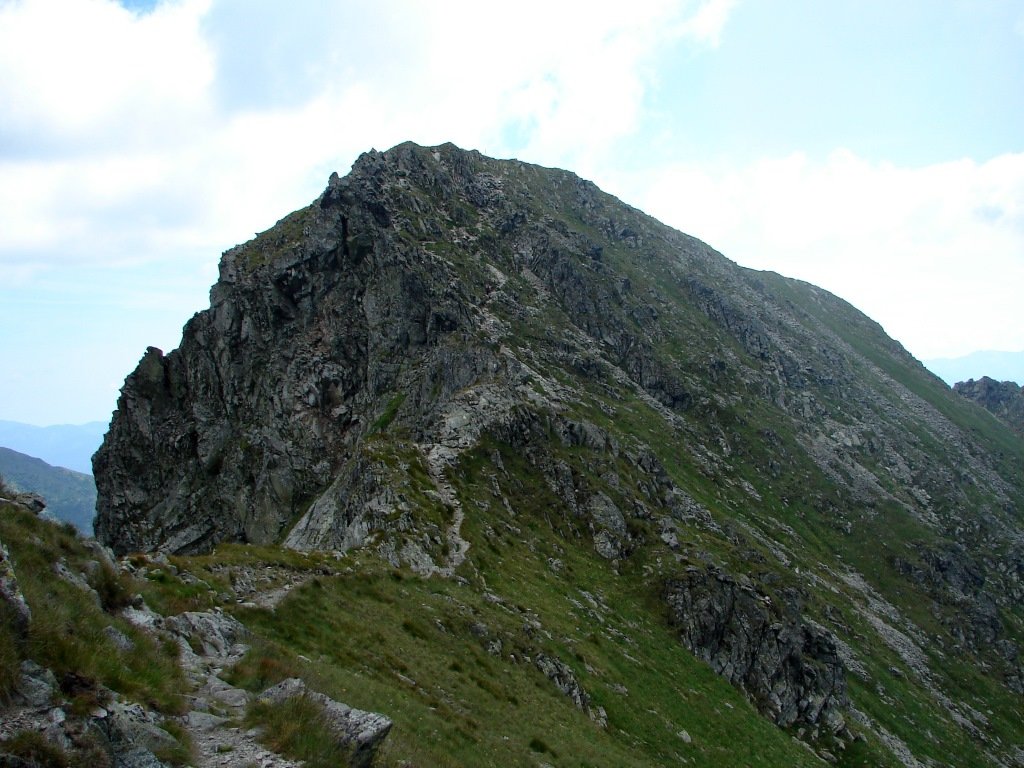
[{"xmin": 0, "ymin": 500, "xmax": 189, "ymax": 764}]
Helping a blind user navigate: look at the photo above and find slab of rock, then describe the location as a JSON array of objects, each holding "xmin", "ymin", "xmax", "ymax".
[
  {"xmin": 81, "ymin": 696, "xmax": 178, "ymax": 768},
  {"xmin": 257, "ymin": 678, "xmax": 392, "ymax": 768},
  {"xmin": 588, "ymin": 492, "xmax": 628, "ymax": 560},
  {"xmin": 14, "ymin": 660, "xmax": 57, "ymax": 708},
  {"xmin": 10, "ymin": 492, "xmax": 46, "ymax": 514},
  {"xmin": 165, "ymin": 610, "xmax": 249, "ymax": 659}
]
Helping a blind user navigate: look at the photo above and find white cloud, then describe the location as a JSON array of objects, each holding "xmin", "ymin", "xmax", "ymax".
[
  {"xmin": 0, "ymin": 0, "xmax": 745, "ymax": 425},
  {"xmin": 0, "ymin": 0, "xmax": 213, "ymax": 153},
  {"xmin": 2, "ymin": 0, "xmax": 1016, "ymax": 371},
  {"xmin": 49, "ymin": 0, "xmax": 1024, "ymax": 427},
  {"xmin": 630, "ymin": 150, "xmax": 1024, "ymax": 359},
  {"xmin": 671, "ymin": 0, "xmax": 737, "ymax": 47},
  {"xmin": 0, "ymin": 0, "xmax": 735, "ymax": 279}
]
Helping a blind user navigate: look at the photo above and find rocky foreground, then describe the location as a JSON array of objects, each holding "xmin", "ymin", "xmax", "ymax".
[{"xmin": 1, "ymin": 495, "xmax": 391, "ymax": 767}]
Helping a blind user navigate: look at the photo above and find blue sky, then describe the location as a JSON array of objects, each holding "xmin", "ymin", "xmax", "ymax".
[
  {"xmin": 657, "ymin": 1, "xmax": 1024, "ymax": 165},
  {"xmin": 1, "ymin": 0, "xmax": 1022, "ymax": 425}
]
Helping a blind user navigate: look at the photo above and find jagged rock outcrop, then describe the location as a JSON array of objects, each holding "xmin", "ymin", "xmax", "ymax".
[
  {"xmin": 954, "ymin": 376, "xmax": 1024, "ymax": 434},
  {"xmin": 165, "ymin": 610, "xmax": 249, "ymax": 658},
  {"xmin": 664, "ymin": 566, "xmax": 848, "ymax": 735},
  {"xmin": 894, "ymin": 542, "xmax": 1024, "ymax": 692},
  {"xmin": 94, "ymin": 145, "xmax": 512, "ymax": 555},
  {"xmin": 0, "ymin": 538, "xmax": 30, "ymax": 637},
  {"xmin": 534, "ymin": 654, "xmax": 607, "ymax": 728},
  {"xmin": 0, "ymin": 487, "xmax": 46, "ymax": 516}
]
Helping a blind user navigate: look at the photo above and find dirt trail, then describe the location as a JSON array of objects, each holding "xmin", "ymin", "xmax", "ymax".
[{"xmin": 423, "ymin": 443, "xmax": 471, "ymax": 578}]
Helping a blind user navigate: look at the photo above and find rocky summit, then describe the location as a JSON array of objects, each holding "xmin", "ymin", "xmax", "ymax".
[
  {"xmin": 955, "ymin": 376, "xmax": 1024, "ymax": 436},
  {"xmin": 89, "ymin": 142, "xmax": 1024, "ymax": 766}
]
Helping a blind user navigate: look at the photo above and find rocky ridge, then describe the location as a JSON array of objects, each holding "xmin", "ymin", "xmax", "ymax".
[
  {"xmin": 91, "ymin": 142, "xmax": 1024, "ymax": 766},
  {"xmin": 954, "ymin": 376, "xmax": 1024, "ymax": 435}
]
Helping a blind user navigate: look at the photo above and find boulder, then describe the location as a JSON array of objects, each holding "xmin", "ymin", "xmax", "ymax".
[
  {"xmin": 165, "ymin": 610, "xmax": 249, "ymax": 659},
  {"xmin": 14, "ymin": 661, "xmax": 57, "ymax": 708},
  {"xmin": 534, "ymin": 654, "xmax": 607, "ymax": 728},
  {"xmin": 257, "ymin": 678, "xmax": 392, "ymax": 768}
]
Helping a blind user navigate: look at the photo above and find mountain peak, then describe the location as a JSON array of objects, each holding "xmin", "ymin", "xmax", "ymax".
[
  {"xmin": 954, "ymin": 375, "xmax": 1024, "ymax": 434},
  {"xmin": 92, "ymin": 142, "xmax": 1024, "ymax": 766}
]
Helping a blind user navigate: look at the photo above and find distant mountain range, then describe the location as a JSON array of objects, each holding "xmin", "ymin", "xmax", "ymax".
[
  {"xmin": 0, "ymin": 419, "xmax": 107, "ymax": 475},
  {"xmin": 924, "ymin": 349, "xmax": 1024, "ymax": 387},
  {"xmin": 0, "ymin": 446, "xmax": 96, "ymax": 533}
]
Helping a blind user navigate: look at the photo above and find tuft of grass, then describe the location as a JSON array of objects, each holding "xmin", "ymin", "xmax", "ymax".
[
  {"xmin": 0, "ymin": 503, "xmax": 189, "ymax": 715},
  {"xmin": 90, "ymin": 560, "xmax": 135, "ymax": 613},
  {"xmin": 245, "ymin": 693, "xmax": 352, "ymax": 768},
  {"xmin": 1, "ymin": 729, "xmax": 111, "ymax": 766},
  {"xmin": 224, "ymin": 640, "xmax": 305, "ymax": 693},
  {"xmin": 0, "ymin": 603, "xmax": 22, "ymax": 702},
  {"xmin": 135, "ymin": 565, "xmax": 223, "ymax": 617},
  {"xmin": 154, "ymin": 718, "xmax": 195, "ymax": 767},
  {"xmin": 0, "ymin": 729, "xmax": 71, "ymax": 767},
  {"xmin": 372, "ymin": 392, "xmax": 407, "ymax": 433}
]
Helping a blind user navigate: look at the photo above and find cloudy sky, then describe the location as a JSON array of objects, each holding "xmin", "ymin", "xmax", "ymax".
[{"xmin": 1, "ymin": 0, "xmax": 1022, "ymax": 426}]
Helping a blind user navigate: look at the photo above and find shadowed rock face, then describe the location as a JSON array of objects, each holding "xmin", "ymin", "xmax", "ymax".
[
  {"xmin": 665, "ymin": 567, "xmax": 848, "ymax": 734},
  {"xmin": 95, "ymin": 145, "xmax": 490, "ymax": 555}
]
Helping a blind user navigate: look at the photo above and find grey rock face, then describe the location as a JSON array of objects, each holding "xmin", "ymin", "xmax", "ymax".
[
  {"xmin": 164, "ymin": 610, "xmax": 249, "ymax": 659},
  {"xmin": 257, "ymin": 678, "xmax": 393, "ymax": 768},
  {"xmin": 95, "ymin": 141, "xmax": 1023, "ymax": 570},
  {"xmin": 11, "ymin": 493, "xmax": 45, "ymax": 515},
  {"xmin": 0, "ymin": 538, "xmax": 31, "ymax": 637},
  {"xmin": 95, "ymin": 145, "xmax": 502, "ymax": 555},
  {"xmin": 664, "ymin": 566, "xmax": 848, "ymax": 734},
  {"xmin": 89, "ymin": 699, "xmax": 175, "ymax": 768},
  {"xmin": 115, "ymin": 701, "xmax": 177, "ymax": 758},
  {"xmin": 534, "ymin": 653, "xmax": 607, "ymax": 727},
  {"xmin": 894, "ymin": 543, "xmax": 1023, "ymax": 690},
  {"xmin": 14, "ymin": 660, "xmax": 57, "ymax": 708},
  {"xmin": 954, "ymin": 376, "xmax": 1024, "ymax": 434}
]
